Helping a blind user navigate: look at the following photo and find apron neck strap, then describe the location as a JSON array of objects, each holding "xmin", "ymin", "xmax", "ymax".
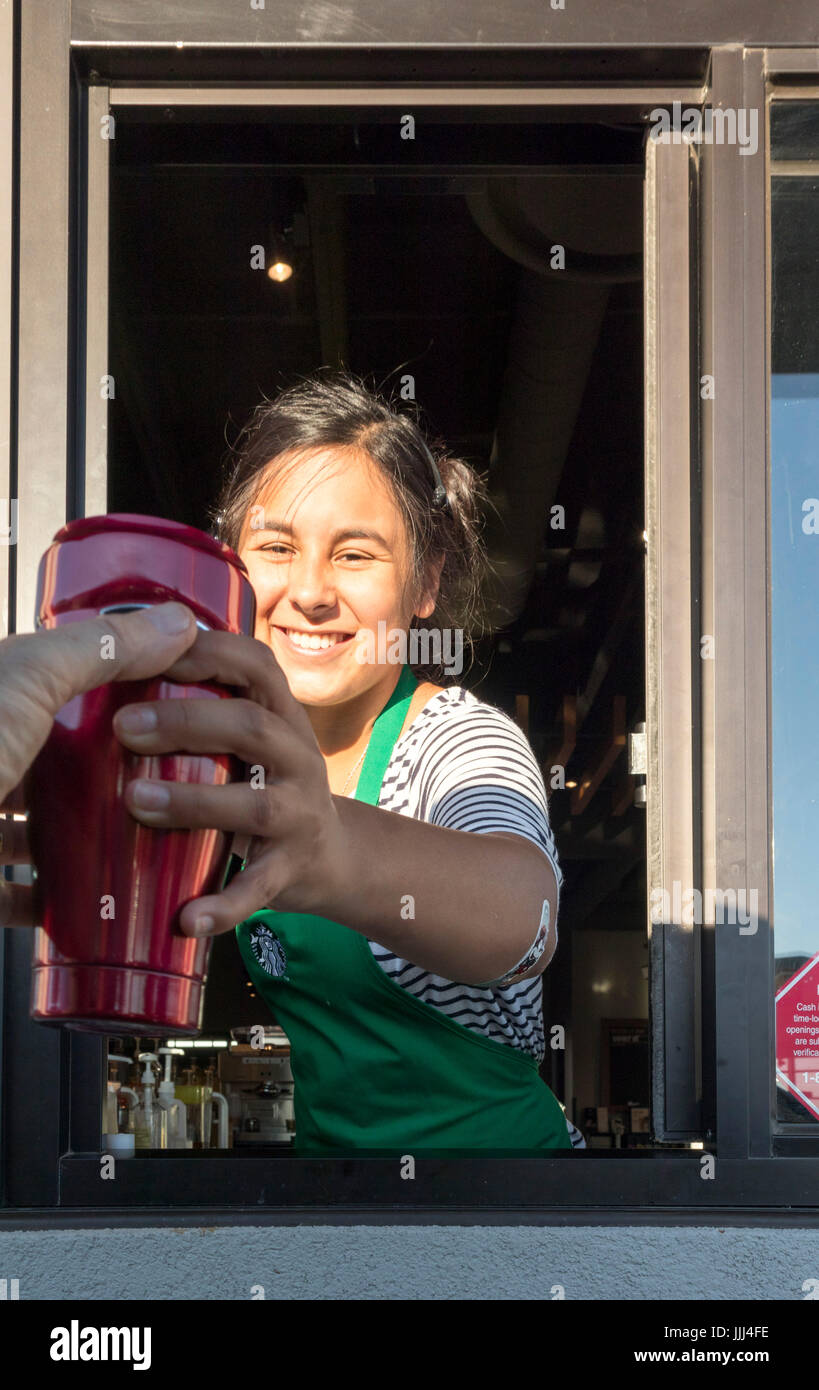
[{"xmin": 353, "ymin": 663, "xmax": 418, "ymax": 805}]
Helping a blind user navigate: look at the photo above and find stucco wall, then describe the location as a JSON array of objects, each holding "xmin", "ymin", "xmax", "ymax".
[{"xmin": 1, "ymin": 1225, "xmax": 818, "ymax": 1299}]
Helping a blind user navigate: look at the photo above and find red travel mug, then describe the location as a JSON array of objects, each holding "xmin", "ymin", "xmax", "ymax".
[{"xmin": 25, "ymin": 514, "xmax": 256, "ymax": 1035}]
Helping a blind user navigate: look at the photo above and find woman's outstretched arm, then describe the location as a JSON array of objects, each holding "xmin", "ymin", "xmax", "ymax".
[{"xmin": 114, "ymin": 628, "xmax": 560, "ymax": 984}]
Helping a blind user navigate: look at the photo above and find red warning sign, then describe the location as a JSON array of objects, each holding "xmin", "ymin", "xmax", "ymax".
[{"xmin": 776, "ymin": 952, "xmax": 819, "ymax": 1121}]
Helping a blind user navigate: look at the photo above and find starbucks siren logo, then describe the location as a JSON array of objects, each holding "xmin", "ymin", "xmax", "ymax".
[{"xmin": 249, "ymin": 923, "xmax": 288, "ymax": 978}]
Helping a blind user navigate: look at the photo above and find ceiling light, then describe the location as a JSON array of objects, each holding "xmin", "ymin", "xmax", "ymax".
[
  {"xmin": 267, "ymin": 259, "xmax": 293, "ymax": 283},
  {"xmin": 266, "ymin": 220, "xmax": 296, "ymax": 283}
]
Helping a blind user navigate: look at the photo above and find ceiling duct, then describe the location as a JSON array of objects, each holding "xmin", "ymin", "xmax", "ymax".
[{"xmin": 465, "ymin": 177, "xmax": 641, "ymax": 627}]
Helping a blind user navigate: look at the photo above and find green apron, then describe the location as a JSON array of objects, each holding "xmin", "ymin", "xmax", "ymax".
[{"xmin": 234, "ymin": 663, "xmax": 571, "ymax": 1154}]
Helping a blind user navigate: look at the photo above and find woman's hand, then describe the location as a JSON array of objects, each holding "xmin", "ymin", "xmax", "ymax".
[
  {"xmin": 0, "ymin": 603, "xmax": 198, "ymax": 926},
  {"xmin": 113, "ymin": 629, "xmax": 346, "ymax": 937}
]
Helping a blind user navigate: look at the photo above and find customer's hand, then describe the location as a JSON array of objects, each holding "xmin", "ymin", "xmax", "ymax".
[
  {"xmin": 112, "ymin": 630, "xmax": 344, "ymax": 938},
  {"xmin": 0, "ymin": 603, "xmax": 198, "ymax": 925}
]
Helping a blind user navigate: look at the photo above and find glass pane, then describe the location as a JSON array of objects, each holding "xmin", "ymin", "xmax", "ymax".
[{"xmin": 771, "ymin": 102, "xmax": 819, "ymax": 1126}]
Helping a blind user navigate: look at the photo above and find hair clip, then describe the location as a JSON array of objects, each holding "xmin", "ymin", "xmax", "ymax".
[{"xmin": 419, "ymin": 441, "xmax": 450, "ymax": 512}]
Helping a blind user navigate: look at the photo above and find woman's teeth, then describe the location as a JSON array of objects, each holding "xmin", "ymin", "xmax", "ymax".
[{"xmin": 283, "ymin": 628, "xmax": 350, "ymax": 651}]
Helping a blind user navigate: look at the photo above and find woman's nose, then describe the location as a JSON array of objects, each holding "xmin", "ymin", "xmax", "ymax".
[{"xmin": 286, "ymin": 551, "xmax": 337, "ymax": 611}]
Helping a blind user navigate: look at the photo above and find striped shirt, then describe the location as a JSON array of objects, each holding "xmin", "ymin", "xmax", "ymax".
[{"xmin": 370, "ymin": 684, "xmax": 562, "ymax": 1063}]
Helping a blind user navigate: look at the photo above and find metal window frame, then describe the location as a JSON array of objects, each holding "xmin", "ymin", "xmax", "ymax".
[
  {"xmin": 67, "ymin": 0, "xmax": 819, "ymax": 48},
  {"xmin": 106, "ymin": 85, "xmax": 705, "ymax": 108},
  {"xmin": 83, "ymin": 84, "xmax": 108, "ymax": 519},
  {"xmin": 702, "ymin": 47, "xmax": 819, "ymax": 1159},
  {"xmin": 3, "ymin": 1, "xmax": 819, "ymax": 1214},
  {"xmin": 81, "ymin": 70, "xmax": 708, "ymax": 1163},
  {"xmin": 763, "ymin": 64, "xmax": 819, "ymax": 1140},
  {"xmin": 700, "ymin": 46, "xmax": 773, "ymax": 1163},
  {"xmin": 644, "ymin": 132, "xmax": 701, "ymax": 1143}
]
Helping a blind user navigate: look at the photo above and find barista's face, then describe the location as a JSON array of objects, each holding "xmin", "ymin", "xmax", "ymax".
[{"xmin": 237, "ymin": 446, "xmax": 437, "ymax": 709}]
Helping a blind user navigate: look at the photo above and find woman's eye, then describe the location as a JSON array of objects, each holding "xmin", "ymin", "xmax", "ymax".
[{"xmin": 256, "ymin": 544, "xmax": 372, "ymax": 562}]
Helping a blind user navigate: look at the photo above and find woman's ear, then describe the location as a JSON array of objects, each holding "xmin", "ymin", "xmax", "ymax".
[{"xmin": 415, "ymin": 552, "xmax": 446, "ymax": 621}]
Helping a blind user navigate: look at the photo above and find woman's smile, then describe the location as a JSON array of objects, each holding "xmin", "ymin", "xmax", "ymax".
[
  {"xmin": 272, "ymin": 624, "xmax": 356, "ymax": 658},
  {"xmin": 237, "ymin": 443, "xmax": 437, "ymax": 715}
]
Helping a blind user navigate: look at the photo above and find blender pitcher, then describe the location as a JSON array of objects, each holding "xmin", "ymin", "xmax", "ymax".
[{"xmin": 174, "ymin": 1084, "xmax": 229, "ymax": 1149}]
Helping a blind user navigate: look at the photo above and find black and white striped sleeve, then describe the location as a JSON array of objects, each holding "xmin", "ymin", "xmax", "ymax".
[{"xmin": 416, "ymin": 700, "xmax": 563, "ymax": 906}]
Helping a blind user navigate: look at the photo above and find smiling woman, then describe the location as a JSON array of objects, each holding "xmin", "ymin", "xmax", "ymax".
[
  {"xmin": 115, "ymin": 369, "xmax": 573, "ymax": 1152},
  {"xmin": 213, "ymin": 371, "xmax": 489, "ymax": 788}
]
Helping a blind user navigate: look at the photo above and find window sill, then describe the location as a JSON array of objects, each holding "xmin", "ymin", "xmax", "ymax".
[{"xmin": 40, "ymin": 1149, "xmax": 819, "ymax": 1211}]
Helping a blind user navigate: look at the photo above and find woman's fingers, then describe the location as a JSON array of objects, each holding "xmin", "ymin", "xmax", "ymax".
[
  {"xmin": 123, "ymin": 776, "xmax": 283, "ymax": 838},
  {"xmin": 0, "ymin": 881, "xmax": 35, "ymax": 927},
  {"xmin": 0, "ymin": 814, "xmax": 30, "ymax": 863},
  {"xmin": 176, "ymin": 855, "xmax": 290, "ymax": 938},
  {"xmin": 113, "ymin": 695, "xmax": 302, "ymax": 778},
  {"xmin": 160, "ymin": 630, "xmax": 316, "ymax": 740}
]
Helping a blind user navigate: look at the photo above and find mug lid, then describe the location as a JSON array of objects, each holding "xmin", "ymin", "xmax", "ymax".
[{"xmin": 51, "ymin": 513, "xmax": 247, "ymax": 572}]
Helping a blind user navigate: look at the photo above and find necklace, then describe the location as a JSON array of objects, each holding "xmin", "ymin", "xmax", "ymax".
[
  {"xmin": 340, "ymin": 741, "xmax": 370, "ymax": 797},
  {"xmin": 338, "ymin": 677, "xmax": 417, "ymax": 795}
]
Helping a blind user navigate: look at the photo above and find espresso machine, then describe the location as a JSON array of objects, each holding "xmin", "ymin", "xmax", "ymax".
[{"xmin": 222, "ymin": 1026, "xmax": 295, "ymax": 1146}]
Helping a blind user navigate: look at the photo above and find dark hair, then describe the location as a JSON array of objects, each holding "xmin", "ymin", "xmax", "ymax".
[{"xmin": 212, "ymin": 368, "xmax": 491, "ymax": 682}]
